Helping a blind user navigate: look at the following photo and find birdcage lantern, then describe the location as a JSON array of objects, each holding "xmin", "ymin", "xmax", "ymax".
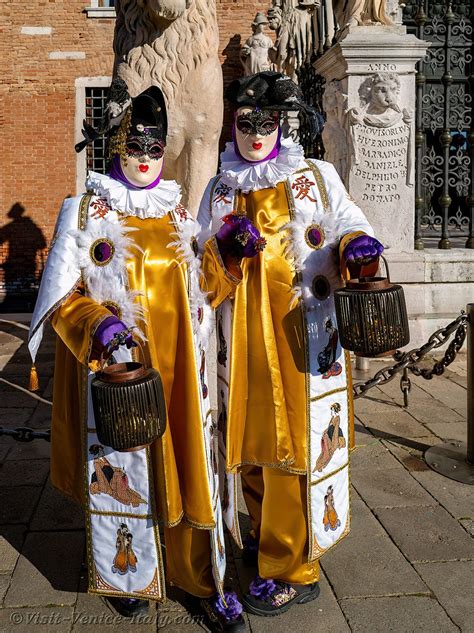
[
  {"xmin": 91, "ymin": 362, "xmax": 167, "ymax": 452},
  {"xmin": 334, "ymin": 259, "xmax": 410, "ymax": 357}
]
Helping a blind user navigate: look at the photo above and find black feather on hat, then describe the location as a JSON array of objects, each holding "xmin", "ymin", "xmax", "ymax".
[
  {"xmin": 225, "ymin": 72, "xmax": 303, "ymax": 111},
  {"xmin": 226, "ymin": 71, "xmax": 324, "ymax": 137}
]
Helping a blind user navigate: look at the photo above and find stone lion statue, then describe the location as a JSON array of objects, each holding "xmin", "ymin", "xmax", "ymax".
[{"xmin": 113, "ymin": 0, "xmax": 223, "ymax": 214}]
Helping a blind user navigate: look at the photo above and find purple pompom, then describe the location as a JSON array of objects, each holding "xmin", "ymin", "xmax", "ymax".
[
  {"xmin": 212, "ymin": 591, "xmax": 243, "ymax": 622},
  {"xmin": 249, "ymin": 576, "xmax": 277, "ymax": 600}
]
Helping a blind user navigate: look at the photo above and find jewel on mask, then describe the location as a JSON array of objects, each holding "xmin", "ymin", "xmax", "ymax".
[{"xmin": 236, "ymin": 109, "xmax": 280, "ymax": 136}]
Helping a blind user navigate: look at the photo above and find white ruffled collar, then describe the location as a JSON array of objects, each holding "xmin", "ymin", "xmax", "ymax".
[
  {"xmin": 85, "ymin": 171, "xmax": 182, "ymax": 219},
  {"xmin": 219, "ymin": 136, "xmax": 305, "ymax": 193}
]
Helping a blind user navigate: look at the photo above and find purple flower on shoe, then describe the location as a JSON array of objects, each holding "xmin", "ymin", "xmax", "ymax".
[
  {"xmin": 212, "ymin": 591, "xmax": 243, "ymax": 622},
  {"xmin": 249, "ymin": 576, "xmax": 277, "ymax": 600}
]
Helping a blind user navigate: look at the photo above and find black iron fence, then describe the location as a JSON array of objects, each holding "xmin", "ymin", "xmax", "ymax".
[{"xmin": 404, "ymin": 0, "xmax": 473, "ymax": 249}]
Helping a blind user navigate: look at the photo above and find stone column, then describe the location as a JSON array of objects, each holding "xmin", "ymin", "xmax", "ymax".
[{"xmin": 314, "ymin": 25, "xmax": 428, "ymax": 253}]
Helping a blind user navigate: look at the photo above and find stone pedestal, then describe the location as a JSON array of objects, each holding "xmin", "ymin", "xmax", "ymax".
[
  {"xmin": 314, "ymin": 26, "xmax": 429, "ymax": 253},
  {"xmin": 314, "ymin": 27, "xmax": 473, "ymax": 352},
  {"xmin": 385, "ymin": 249, "xmax": 474, "ymax": 350}
]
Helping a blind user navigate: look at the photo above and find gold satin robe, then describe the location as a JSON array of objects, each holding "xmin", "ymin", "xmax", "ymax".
[
  {"xmin": 203, "ymin": 182, "xmax": 309, "ymax": 473},
  {"xmin": 50, "ymin": 213, "xmax": 214, "ymax": 530},
  {"xmin": 202, "ymin": 183, "xmax": 362, "ymax": 473},
  {"xmin": 201, "ymin": 182, "xmax": 364, "ymax": 585}
]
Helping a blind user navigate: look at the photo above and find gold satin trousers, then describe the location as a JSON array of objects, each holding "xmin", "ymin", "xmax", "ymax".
[
  {"xmin": 164, "ymin": 466, "xmax": 321, "ymax": 595},
  {"xmin": 164, "ymin": 524, "xmax": 215, "ymax": 598},
  {"xmin": 242, "ymin": 466, "xmax": 320, "ymax": 585}
]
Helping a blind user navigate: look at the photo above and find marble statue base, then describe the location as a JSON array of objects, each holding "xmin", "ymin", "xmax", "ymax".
[{"xmin": 314, "ymin": 26, "xmax": 429, "ymax": 254}]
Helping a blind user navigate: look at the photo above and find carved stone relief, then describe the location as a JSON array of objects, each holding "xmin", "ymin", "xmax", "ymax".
[
  {"xmin": 385, "ymin": 0, "xmax": 404, "ymax": 25},
  {"xmin": 334, "ymin": 0, "xmax": 393, "ymax": 39},
  {"xmin": 348, "ymin": 72, "xmax": 413, "ymax": 187},
  {"xmin": 321, "ymin": 80, "xmax": 351, "ymax": 186},
  {"xmin": 267, "ymin": 1, "xmax": 320, "ymax": 82}
]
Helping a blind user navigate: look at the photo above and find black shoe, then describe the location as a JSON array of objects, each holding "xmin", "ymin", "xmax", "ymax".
[
  {"xmin": 107, "ymin": 597, "xmax": 149, "ymax": 618},
  {"xmin": 185, "ymin": 590, "xmax": 247, "ymax": 632},
  {"xmin": 241, "ymin": 533, "xmax": 258, "ymax": 567},
  {"xmin": 242, "ymin": 576, "xmax": 320, "ymax": 617}
]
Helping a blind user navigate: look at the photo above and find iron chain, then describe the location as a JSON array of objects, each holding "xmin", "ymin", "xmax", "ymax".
[
  {"xmin": 0, "ymin": 426, "xmax": 51, "ymax": 442},
  {"xmin": 353, "ymin": 311, "xmax": 468, "ymax": 399}
]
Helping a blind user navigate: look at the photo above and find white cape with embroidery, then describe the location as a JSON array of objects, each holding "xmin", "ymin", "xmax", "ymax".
[
  {"xmin": 28, "ymin": 173, "xmax": 224, "ymax": 601},
  {"xmin": 198, "ymin": 139, "xmax": 374, "ymax": 561}
]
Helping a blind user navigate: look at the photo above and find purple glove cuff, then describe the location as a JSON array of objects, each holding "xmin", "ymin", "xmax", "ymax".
[
  {"xmin": 343, "ymin": 234, "xmax": 384, "ymax": 263},
  {"xmin": 94, "ymin": 316, "xmax": 129, "ymax": 348}
]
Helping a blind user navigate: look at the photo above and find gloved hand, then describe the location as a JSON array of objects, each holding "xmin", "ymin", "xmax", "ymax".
[
  {"xmin": 90, "ymin": 316, "xmax": 136, "ymax": 362},
  {"xmin": 343, "ymin": 234, "xmax": 384, "ymax": 265},
  {"xmin": 216, "ymin": 214, "xmax": 266, "ymax": 260}
]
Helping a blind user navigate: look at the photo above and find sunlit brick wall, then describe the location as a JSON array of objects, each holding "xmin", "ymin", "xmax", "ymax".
[{"xmin": 0, "ymin": 1, "xmax": 270, "ymax": 309}]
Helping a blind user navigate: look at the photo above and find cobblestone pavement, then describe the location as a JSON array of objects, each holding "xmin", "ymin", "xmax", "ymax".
[{"xmin": 0, "ymin": 320, "xmax": 472, "ymax": 632}]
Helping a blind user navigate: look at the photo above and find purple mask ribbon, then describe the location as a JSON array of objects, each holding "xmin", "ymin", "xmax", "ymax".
[
  {"xmin": 232, "ymin": 119, "xmax": 281, "ymax": 165},
  {"xmin": 109, "ymin": 154, "xmax": 163, "ymax": 190}
]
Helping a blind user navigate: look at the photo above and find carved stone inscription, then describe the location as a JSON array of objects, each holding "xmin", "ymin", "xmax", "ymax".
[
  {"xmin": 353, "ymin": 121, "xmax": 410, "ymax": 204},
  {"xmin": 347, "ymin": 72, "xmax": 414, "ymax": 250}
]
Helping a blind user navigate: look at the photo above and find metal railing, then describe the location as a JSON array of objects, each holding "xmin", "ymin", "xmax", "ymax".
[
  {"xmin": 404, "ymin": 0, "xmax": 473, "ymax": 249},
  {"xmin": 85, "ymin": 86, "xmax": 110, "ymax": 175}
]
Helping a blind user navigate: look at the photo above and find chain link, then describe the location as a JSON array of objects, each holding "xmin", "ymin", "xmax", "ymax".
[
  {"xmin": 0, "ymin": 427, "xmax": 51, "ymax": 442},
  {"xmin": 353, "ymin": 311, "xmax": 468, "ymax": 399}
]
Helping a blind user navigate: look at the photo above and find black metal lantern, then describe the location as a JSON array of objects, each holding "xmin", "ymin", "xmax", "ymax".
[
  {"xmin": 91, "ymin": 362, "xmax": 167, "ymax": 452},
  {"xmin": 334, "ymin": 262, "xmax": 410, "ymax": 357}
]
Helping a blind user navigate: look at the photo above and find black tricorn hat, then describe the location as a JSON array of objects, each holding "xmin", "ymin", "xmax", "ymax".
[
  {"xmin": 225, "ymin": 71, "xmax": 305, "ymax": 112},
  {"xmin": 129, "ymin": 85, "xmax": 168, "ymax": 140},
  {"xmin": 225, "ymin": 71, "xmax": 324, "ymax": 137},
  {"xmin": 75, "ymin": 81, "xmax": 168, "ymax": 153}
]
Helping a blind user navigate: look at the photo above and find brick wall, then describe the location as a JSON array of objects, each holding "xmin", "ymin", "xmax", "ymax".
[{"xmin": 0, "ymin": 0, "xmax": 268, "ymax": 310}]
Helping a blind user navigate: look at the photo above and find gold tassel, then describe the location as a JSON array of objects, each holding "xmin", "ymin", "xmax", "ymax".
[{"xmin": 29, "ymin": 365, "xmax": 39, "ymax": 392}]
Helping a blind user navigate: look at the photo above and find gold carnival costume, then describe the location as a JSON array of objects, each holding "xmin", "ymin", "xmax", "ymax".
[
  {"xmin": 198, "ymin": 75, "xmax": 375, "ymax": 596},
  {"xmin": 29, "ymin": 171, "xmax": 226, "ymax": 601},
  {"xmin": 29, "ymin": 81, "xmax": 247, "ymax": 633}
]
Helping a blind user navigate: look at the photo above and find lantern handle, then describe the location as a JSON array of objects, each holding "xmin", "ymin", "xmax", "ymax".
[{"xmin": 379, "ymin": 255, "xmax": 391, "ymax": 283}]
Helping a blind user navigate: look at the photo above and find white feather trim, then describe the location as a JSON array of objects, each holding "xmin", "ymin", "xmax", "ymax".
[
  {"xmin": 281, "ymin": 211, "xmax": 337, "ymax": 276},
  {"xmin": 85, "ymin": 172, "xmax": 182, "ymax": 219},
  {"xmin": 280, "ymin": 199, "xmax": 340, "ymax": 311},
  {"xmin": 219, "ymin": 137, "xmax": 305, "ymax": 193},
  {"xmin": 168, "ymin": 217, "xmax": 214, "ymax": 351},
  {"xmin": 72, "ymin": 217, "xmax": 138, "ymax": 290}
]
